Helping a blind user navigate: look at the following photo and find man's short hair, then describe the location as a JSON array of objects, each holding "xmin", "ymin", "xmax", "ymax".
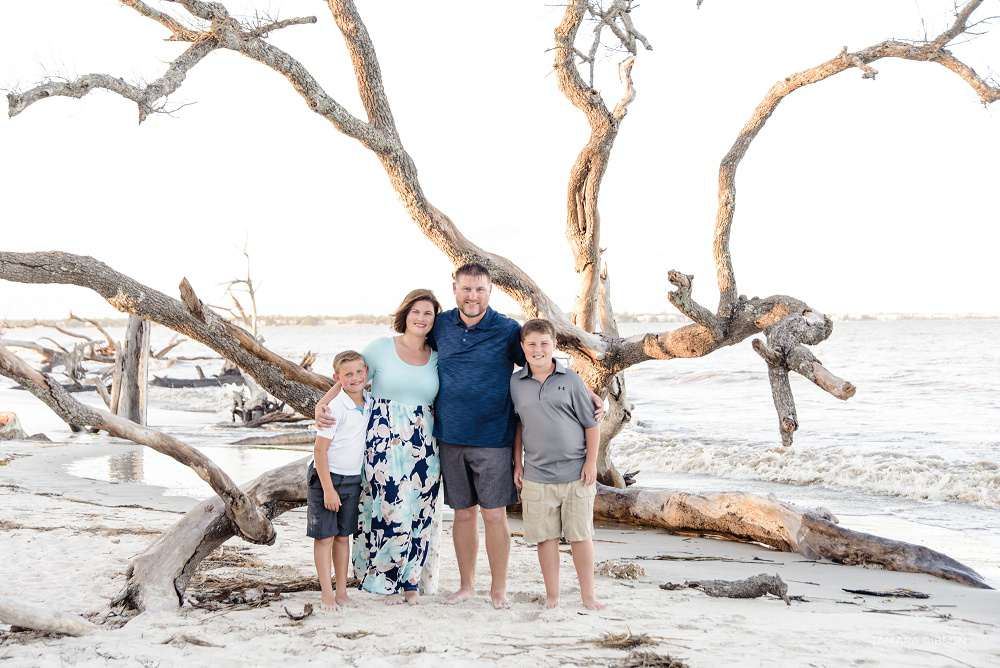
[
  {"xmin": 453, "ymin": 262, "xmax": 491, "ymax": 283},
  {"xmin": 520, "ymin": 318, "xmax": 556, "ymax": 341},
  {"xmin": 392, "ymin": 289, "xmax": 442, "ymax": 334},
  {"xmin": 333, "ymin": 350, "xmax": 365, "ymax": 374}
]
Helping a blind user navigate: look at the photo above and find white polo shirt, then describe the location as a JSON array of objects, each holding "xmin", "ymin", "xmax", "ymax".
[{"xmin": 311, "ymin": 389, "xmax": 370, "ymax": 475}]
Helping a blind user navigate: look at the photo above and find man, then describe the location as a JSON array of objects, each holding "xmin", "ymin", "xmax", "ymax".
[{"xmin": 433, "ymin": 263, "xmax": 603, "ymax": 609}]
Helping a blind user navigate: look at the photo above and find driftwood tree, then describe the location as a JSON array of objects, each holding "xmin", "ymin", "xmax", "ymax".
[{"xmin": 1, "ymin": 0, "xmax": 997, "ymax": 616}]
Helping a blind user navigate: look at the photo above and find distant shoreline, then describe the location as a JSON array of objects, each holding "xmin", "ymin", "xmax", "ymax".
[{"xmin": 2, "ymin": 312, "xmax": 997, "ymax": 328}]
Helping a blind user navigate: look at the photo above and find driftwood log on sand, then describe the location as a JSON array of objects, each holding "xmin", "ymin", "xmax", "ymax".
[
  {"xmin": 595, "ymin": 485, "xmax": 991, "ymax": 589},
  {"xmin": 0, "ymin": 597, "xmax": 98, "ymax": 637}
]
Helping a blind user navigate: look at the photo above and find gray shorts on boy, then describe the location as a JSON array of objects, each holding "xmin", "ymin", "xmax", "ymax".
[{"xmin": 306, "ymin": 464, "xmax": 362, "ymax": 539}]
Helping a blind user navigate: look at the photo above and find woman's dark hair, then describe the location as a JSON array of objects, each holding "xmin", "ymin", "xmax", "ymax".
[{"xmin": 392, "ymin": 289, "xmax": 442, "ymax": 334}]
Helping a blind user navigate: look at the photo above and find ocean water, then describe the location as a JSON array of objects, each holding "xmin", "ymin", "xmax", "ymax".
[{"xmin": 3, "ymin": 318, "xmax": 998, "ymax": 579}]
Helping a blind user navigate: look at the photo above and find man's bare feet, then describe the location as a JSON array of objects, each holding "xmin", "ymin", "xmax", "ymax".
[
  {"xmin": 543, "ymin": 596, "xmax": 560, "ymax": 610},
  {"xmin": 404, "ymin": 591, "xmax": 425, "ymax": 606},
  {"xmin": 491, "ymin": 591, "xmax": 512, "ymax": 610},
  {"xmin": 336, "ymin": 595, "xmax": 355, "ymax": 608},
  {"xmin": 320, "ymin": 595, "xmax": 340, "ymax": 612},
  {"xmin": 582, "ymin": 597, "xmax": 606, "ymax": 611},
  {"xmin": 444, "ymin": 587, "xmax": 475, "ymax": 605},
  {"xmin": 385, "ymin": 593, "xmax": 406, "ymax": 606}
]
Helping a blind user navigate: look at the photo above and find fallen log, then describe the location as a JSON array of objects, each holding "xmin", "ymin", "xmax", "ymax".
[
  {"xmin": 151, "ymin": 375, "xmax": 245, "ymax": 388},
  {"xmin": 230, "ymin": 431, "xmax": 315, "ymax": 446},
  {"xmin": 594, "ymin": 485, "xmax": 991, "ymax": 589},
  {"xmin": 0, "ymin": 597, "xmax": 98, "ymax": 636}
]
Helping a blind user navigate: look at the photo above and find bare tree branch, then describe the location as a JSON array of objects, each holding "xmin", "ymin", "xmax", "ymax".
[
  {"xmin": 0, "ymin": 252, "xmax": 331, "ymax": 413},
  {"xmin": 712, "ymin": 0, "xmax": 999, "ymax": 318},
  {"xmin": 6, "ymin": 40, "xmax": 220, "ymax": 122},
  {"xmin": 0, "ymin": 341, "xmax": 276, "ymax": 545},
  {"xmin": 69, "ymin": 312, "xmax": 116, "ymax": 350},
  {"xmin": 555, "ymin": 1, "xmax": 651, "ymax": 334}
]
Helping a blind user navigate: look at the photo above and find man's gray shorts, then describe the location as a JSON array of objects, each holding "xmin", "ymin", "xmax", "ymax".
[
  {"xmin": 306, "ymin": 465, "xmax": 362, "ymax": 539},
  {"xmin": 439, "ymin": 441, "xmax": 519, "ymax": 510}
]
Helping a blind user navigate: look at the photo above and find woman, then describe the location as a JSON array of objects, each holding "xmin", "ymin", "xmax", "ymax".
[{"xmin": 315, "ymin": 289, "xmax": 441, "ymax": 605}]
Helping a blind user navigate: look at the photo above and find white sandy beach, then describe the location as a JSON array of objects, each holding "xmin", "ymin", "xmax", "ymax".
[{"xmin": 1, "ymin": 435, "xmax": 998, "ymax": 668}]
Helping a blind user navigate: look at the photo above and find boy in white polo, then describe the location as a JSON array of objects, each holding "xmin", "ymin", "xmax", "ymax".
[
  {"xmin": 510, "ymin": 319, "xmax": 604, "ymax": 610},
  {"xmin": 308, "ymin": 350, "xmax": 370, "ymax": 611}
]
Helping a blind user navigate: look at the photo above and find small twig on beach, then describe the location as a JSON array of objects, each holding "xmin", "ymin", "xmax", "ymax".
[
  {"xmin": 337, "ymin": 630, "xmax": 385, "ymax": 639},
  {"xmin": 913, "ymin": 648, "xmax": 979, "ymax": 668},
  {"xmin": 635, "ymin": 554, "xmax": 774, "ymax": 563},
  {"xmin": 588, "ymin": 630, "xmax": 654, "ymax": 650},
  {"xmin": 843, "ymin": 587, "xmax": 929, "ymax": 598},
  {"xmin": 283, "ymin": 604, "xmax": 313, "ymax": 621},
  {"xmin": 161, "ymin": 634, "xmax": 225, "ymax": 648}
]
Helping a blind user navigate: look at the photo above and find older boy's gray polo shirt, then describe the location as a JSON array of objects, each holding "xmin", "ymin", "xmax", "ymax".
[{"xmin": 510, "ymin": 359, "xmax": 598, "ymax": 484}]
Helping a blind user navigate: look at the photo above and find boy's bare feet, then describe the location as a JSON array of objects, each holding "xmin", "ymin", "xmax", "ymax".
[
  {"xmin": 444, "ymin": 586, "xmax": 475, "ymax": 604},
  {"xmin": 404, "ymin": 591, "xmax": 425, "ymax": 606},
  {"xmin": 582, "ymin": 597, "xmax": 606, "ymax": 611},
  {"xmin": 320, "ymin": 595, "xmax": 340, "ymax": 612},
  {"xmin": 491, "ymin": 591, "xmax": 512, "ymax": 610},
  {"xmin": 543, "ymin": 596, "xmax": 560, "ymax": 610},
  {"xmin": 385, "ymin": 593, "xmax": 406, "ymax": 606},
  {"xmin": 336, "ymin": 595, "xmax": 355, "ymax": 608}
]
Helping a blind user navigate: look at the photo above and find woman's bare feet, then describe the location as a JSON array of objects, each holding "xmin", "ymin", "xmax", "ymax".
[
  {"xmin": 385, "ymin": 593, "xmax": 407, "ymax": 606},
  {"xmin": 320, "ymin": 594, "xmax": 340, "ymax": 612},
  {"xmin": 582, "ymin": 596, "xmax": 606, "ymax": 611},
  {"xmin": 336, "ymin": 594, "xmax": 355, "ymax": 608},
  {"xmin": 404, "ymin": 591, "xmax": 425, "ymax": 606},
  {"xmin": 543, "ymin": 596, "xmax": 560, "ymax": 610}
]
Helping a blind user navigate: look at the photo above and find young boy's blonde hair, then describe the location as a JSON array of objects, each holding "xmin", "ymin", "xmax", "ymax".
[
  {"xmin": 332, "ymin": 350, "xmax": 365, "ymax": 374},
  {"xmin": 520, "ymin": 318, "xmax": 556, "ymax": 342}
]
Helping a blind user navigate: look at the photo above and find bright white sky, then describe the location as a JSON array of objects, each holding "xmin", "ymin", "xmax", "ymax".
[{"xmin": 2, "ymin": 0, "xmax": 998, "ymax": 322}]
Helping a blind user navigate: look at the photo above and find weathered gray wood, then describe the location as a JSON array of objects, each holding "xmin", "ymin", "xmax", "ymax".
[
  {"xmin": 595, "ymin": 485, "xmax": 991, "ymax": 589},
  {"xmin": 0, "ymin": 342, "xmax": 277, "ymax": 551},
  {"xmin": 0, "ymin": 253, "xmax": 331, "ymax": 418},
  {"xmin": 0, "ymin": 412, "xmax": 29, "ymax": 441},
  {"xmin": 684, "ymin": 574, "xmax": 791, "ymax": 605},
  {"xmin": 117, "ymin": 457, "xmax": 307, "ymax": 612},
  {"xmin": 752, "ymin": 312, "xmax": 854, "ymax": 446},
  {"xmin": 109, "ymin": 346, "xmax": 123, "ymax": 415},
  {"xmin": 0, "ymin": 597, "xmax": 98, "ymax": 636},
  {"xmin": 117, "ymin": 315, "xmax": 149, "ymax": 425}
]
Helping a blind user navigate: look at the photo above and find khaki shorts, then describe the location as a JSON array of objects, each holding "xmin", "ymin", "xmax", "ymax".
[{"xmin": 520, "ymin": 478, "xmax": 596, "ymax": 544}]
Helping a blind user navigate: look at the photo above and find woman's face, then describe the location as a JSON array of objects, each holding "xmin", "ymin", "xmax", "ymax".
[{"xmin": 405, "ymin": 300, "xmax": 436, "ymax": 336}]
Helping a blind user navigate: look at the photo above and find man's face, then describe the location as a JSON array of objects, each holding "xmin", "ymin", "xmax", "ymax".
[{"xmin": 453, "ymin": 273, "xmax": 491, "ymax": 320}]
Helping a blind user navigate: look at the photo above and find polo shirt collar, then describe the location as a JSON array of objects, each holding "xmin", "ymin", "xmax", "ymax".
[
  {"xmin": 449, "ymin": 306, "xmax": 497, "ymax": 329},
  {"xmin": 335, "ymin": 388, "xmax": 367, "ymax": 411},
  {"xmin": 517, "ymin": 357, "xmax": 567, "ymax": 379}
]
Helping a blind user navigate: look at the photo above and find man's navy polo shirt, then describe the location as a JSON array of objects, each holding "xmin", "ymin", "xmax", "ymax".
[{"xmin": 431, "ymin": 307, "xmax": 525, "ymax": 448}]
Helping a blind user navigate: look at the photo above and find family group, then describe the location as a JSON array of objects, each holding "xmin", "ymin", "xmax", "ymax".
[{"xmin": 306, "ymin": 263, "xmax": 606, "ymax": 612}]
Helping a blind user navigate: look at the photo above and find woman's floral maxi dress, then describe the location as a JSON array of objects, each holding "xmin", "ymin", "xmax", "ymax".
[{"xmin": 353, "ymin": 338, "xmax": 441, "ymax": 594}]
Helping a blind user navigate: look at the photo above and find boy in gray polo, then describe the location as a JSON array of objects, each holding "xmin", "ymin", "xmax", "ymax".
[{"xmin": 510, "ymin": 319, "xmax": 604, "ymax": 610}]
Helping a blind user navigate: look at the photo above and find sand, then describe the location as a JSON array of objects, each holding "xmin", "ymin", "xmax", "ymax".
[{"xmin": 1, "ymin": 438, "xmax": 998, "ymax": 667}]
